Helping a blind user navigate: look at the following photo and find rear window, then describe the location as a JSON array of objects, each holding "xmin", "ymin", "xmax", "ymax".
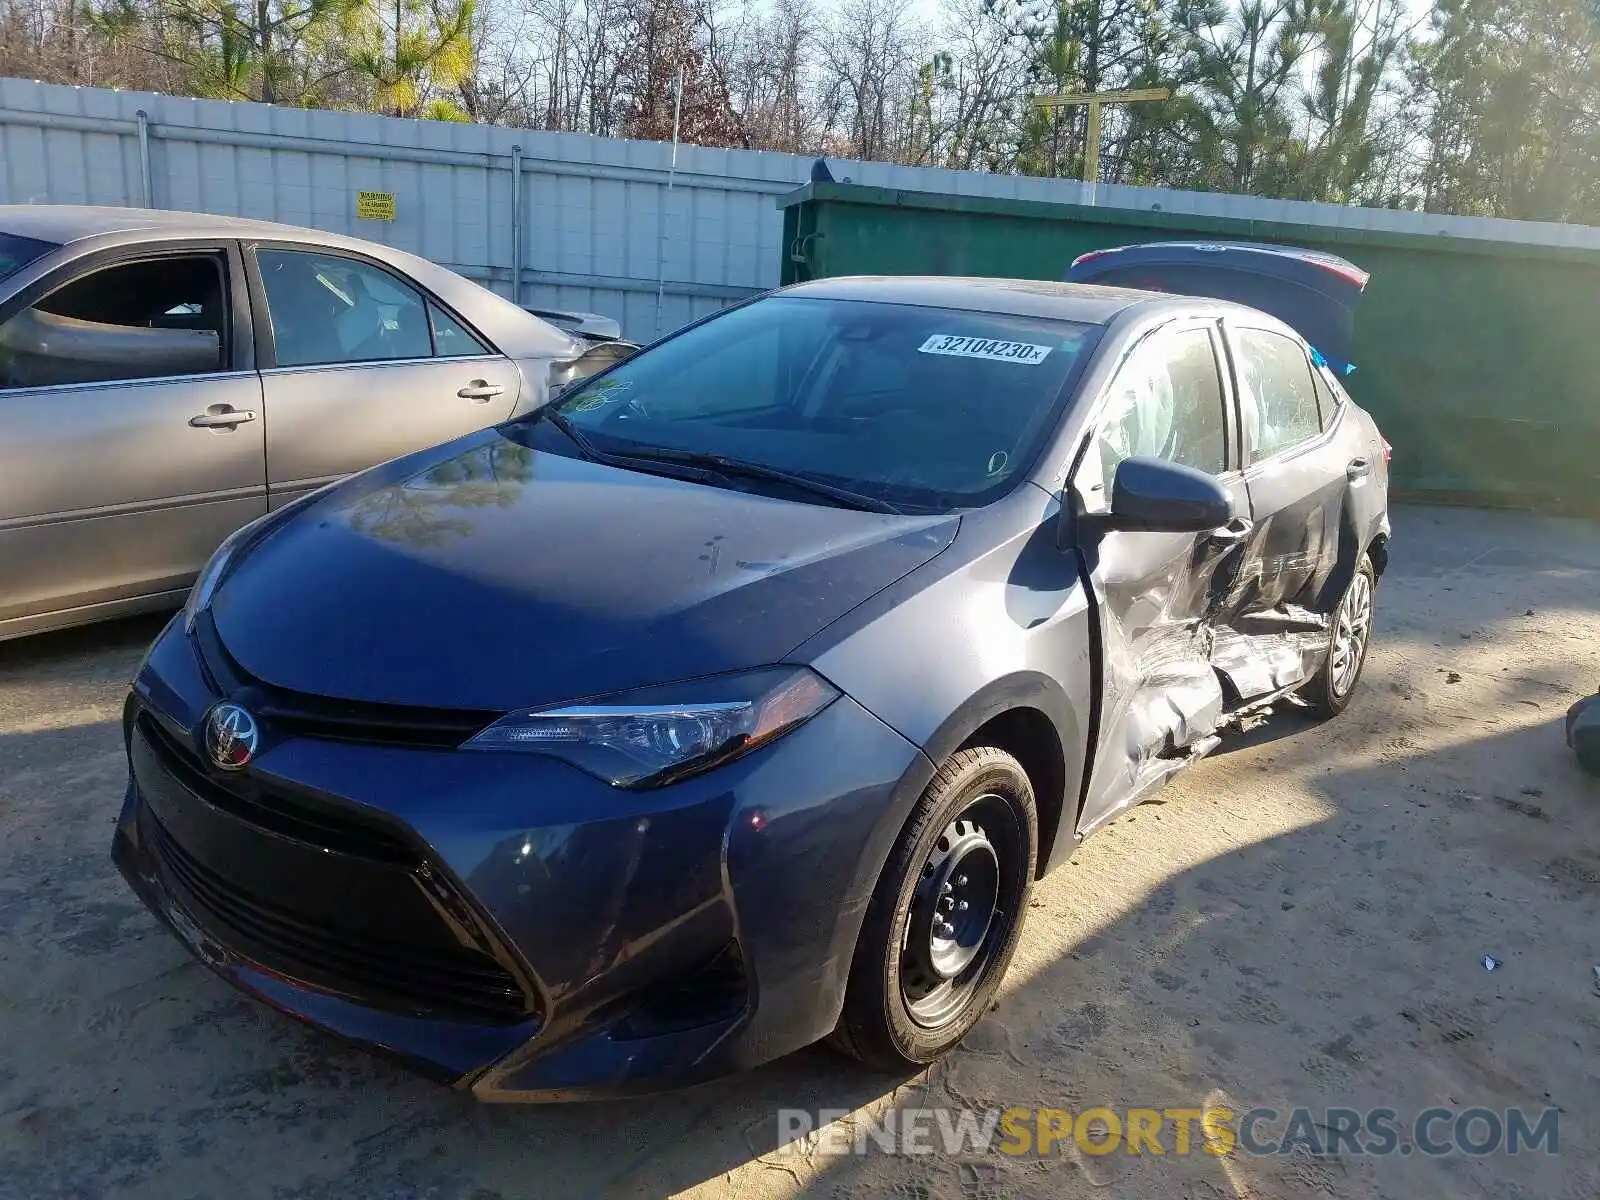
[
  {"xmin": 0, "ymin": 232, "xmax": 57, "ymax": 283},
  {"xmin": 545, "ymin": 295, "xmax": 1103, "ymax": 511}
]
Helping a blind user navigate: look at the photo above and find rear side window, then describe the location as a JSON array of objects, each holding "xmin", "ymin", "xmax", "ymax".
[
  {"xmin": 257, "ymin": 249, "xmax": 433, "ymax": 368},
  {"xmin": 429, "ymin": 302, "xmax": 489, "ymax": 357},
  {"xmin": 1234, "ymin": 328, "xmax": 1322, "ymax": 462},
  {"xmin": 0, "ymin": 232, "xmax": 56, "ymax": 283},
  {"xmin": 1312, "ymin": 364, "xmax": 1344, "ymax": 430},
  {"xmin": 0, "ymin": 254, "xmax": 227, "ymax": 389}
]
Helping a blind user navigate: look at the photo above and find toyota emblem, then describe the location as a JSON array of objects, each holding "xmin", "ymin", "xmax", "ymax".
[{"xmin": 203, "ymin": 703, "xmax": 259, "ymax": 771}]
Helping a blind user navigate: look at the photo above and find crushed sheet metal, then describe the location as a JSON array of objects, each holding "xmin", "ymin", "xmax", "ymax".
[{"xmin": 1209, "ymin": 626, "xmax": 1329, "ymax": 701}]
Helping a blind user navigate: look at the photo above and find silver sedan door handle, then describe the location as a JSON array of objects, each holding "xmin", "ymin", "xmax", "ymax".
[
  {"xmin": 458, "ymin": 381, "xmax": 505, "ymax": 402},
  {"xmin": 1208, "ymin": 516, "xmax": 1254, "ymax": 546},
  {"xmin": 188, "ymin": 408, "xmax": 256, "ymax": 428}
]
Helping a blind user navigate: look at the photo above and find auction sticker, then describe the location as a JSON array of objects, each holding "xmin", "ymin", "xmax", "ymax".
[{"xmin": 918, "ymin": 334, "xmax": 1052, "ymax": 364}]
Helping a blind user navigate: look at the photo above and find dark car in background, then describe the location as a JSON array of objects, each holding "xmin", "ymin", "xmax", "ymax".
[{"xmin": 112, "ymin": 268, "xmax": 1390, "ymax": 1099}]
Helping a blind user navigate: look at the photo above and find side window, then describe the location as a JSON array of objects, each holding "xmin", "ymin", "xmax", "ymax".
[
  {"xmin": 1235, "ymin": 328, "xmax": 1322, "ymax": 461},
  {"xmin": 429, "ymin": 303, "xmax": 489, "ymax": 357},
  {"xmin": 257, "ymin": 249, "xmax": 432, "ymax": 368},
  {"xmin": 1312, "ymin": 364, "xmax": 1342, "ymax": 431},
  {"xmin": 0, "ymin": 254, "xmax": 227, "ymax": 389},
  {"xmin": 1082, "ymin": 327, "xmax": 1227, "ymax": 505}
]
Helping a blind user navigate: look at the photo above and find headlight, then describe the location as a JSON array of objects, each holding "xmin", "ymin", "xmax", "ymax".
[{"xmin": 464, "ymin": 667, "xmax": 839, "ymax": 787}]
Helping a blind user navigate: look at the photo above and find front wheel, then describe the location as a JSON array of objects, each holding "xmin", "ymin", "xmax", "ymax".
[
  {"xmin": 1301, "ymin": 552, "xmax": 1377, "ymax": 717},
  {"xmin": 832, "ymin": 746, "xmax": 1037, "ymax": 1071}
]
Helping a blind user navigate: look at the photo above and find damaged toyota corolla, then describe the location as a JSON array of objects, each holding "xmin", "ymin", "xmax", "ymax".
[{"xmin": 113, "ymin": 270, "xmax": 1389, "ymax": 1100}]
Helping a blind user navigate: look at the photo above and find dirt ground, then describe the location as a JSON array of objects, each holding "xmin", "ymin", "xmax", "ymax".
[{"xmin": 1, "ymin": 503, "xmax": 1597, "ymax": 1200}]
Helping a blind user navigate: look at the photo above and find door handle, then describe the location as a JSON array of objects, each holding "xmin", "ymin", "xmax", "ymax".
[
  {"xmin": 1347, "ymin": 456, "xmax": 1372, "ymax": 480},
  {"xmin": 458, "ymin": 381, "xmax": 505, "ymax": 401},
  {"xmin": 188, "ymin": 408, "xmax": 256, "ymax": 428},
  {"xmin": 1208, "ymin": 516, "xmax": 1254, "ymax": 546}
]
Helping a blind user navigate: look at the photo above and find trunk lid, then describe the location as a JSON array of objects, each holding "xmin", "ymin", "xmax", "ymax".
[{"xmin": 1066, "ymin": 241, "xmax": 1368, "ymax": 374}]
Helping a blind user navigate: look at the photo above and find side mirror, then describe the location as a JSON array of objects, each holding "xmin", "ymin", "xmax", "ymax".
[{"xmin": 1090, "ymin": 456, "xmax": 1234, "ymax": 534}]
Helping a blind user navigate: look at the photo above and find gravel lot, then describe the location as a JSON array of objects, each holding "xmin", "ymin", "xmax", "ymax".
[{"xmin": 1, "ymin": 504, "xmax": 1597, "ymax": 1200}]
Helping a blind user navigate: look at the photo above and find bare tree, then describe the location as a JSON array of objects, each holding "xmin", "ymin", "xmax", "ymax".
[
  {"xmin": 934, "ymin": 0, "xmax": 1032, "ymax": 171},
  {"xmin": 457, "ymin": 0, "xmax": 541, "ymax": 123},
  {"xmin": 819, "ymin": 0, "xmax": 924, "ymax": 161},
  {"xmin": 723, "ymin": 0, "xmax": 825, "ymax": 152}
]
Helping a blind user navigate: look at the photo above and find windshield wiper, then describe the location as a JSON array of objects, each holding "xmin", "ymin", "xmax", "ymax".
[
  {"xmin": 539, "ymin": 409, "xmax": 724, "ymax": 486},
  {"xmin": 613, "ymin": 448, "xmax": 905, "ymax": 514},
  {"xmin": 540, "ymin": 406, "xmax": 599, "ymax": 459},
  {"xmin": 537, "ymin": 409, "xmax": 903, "ymax": 513}
]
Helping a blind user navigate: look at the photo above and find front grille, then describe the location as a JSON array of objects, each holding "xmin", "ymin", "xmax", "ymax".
[
  {"xmin": 143, "ymin": 809, "xmax": 530, "ymax": 1023},
  {"xmin": 131, "ymin": 711, "xmax": 537, "ymax": 1027},
  {"xmin": 193, "ymin": 614, "xmax": 494, "ymax": 749},
  {"xmin": 138, "ymin": 713, "xmax": 416, "ymax": 864}
]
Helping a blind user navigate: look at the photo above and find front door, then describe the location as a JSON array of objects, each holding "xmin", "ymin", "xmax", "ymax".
[
  {"xmin": 0, "ymin": 246, "xmax": 266, "ymax": 634},
  {"xmin": 1071, "ymin": 321, "xmax": 1252, "ymax": 836},
  {"xmin": 247, "ymin": 246, "xmax": 522, "ymax": 505}
]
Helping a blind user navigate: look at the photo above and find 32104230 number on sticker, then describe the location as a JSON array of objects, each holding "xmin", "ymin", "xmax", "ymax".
[{"xmin": 917, "ymin": 335, "xmax": 1053, "ymax": 365}]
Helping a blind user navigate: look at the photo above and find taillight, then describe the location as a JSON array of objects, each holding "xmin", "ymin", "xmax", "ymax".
[
  {"xmin": 1381, "ymin": 437, "xmax": 1392, "ymax": 463},
  {"xmin": 1312, "ymin": 258, "xmax": 1371, "ymax": 290},
  {"xmin": 1071, "ymin": 248, "xmax": 1118, "ymax": 269}
]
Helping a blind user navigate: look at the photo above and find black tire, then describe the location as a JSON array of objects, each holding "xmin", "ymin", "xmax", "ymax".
[
  {"xmin": 832, "ymin": 746, "xmax": 1037, "ymax": 1071},
  {"xmin": 1301, "ymin": 552, "xmax": 1377, "ymax": 718},
  {"xmin": 1568, "ymin": 696, "xmax": 1600, "ymax": 777}
]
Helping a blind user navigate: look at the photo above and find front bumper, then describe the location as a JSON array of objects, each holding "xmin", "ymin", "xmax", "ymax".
[{"xmin": 113, "ymin": 618, "xmax": 931, "ymax": 1100}]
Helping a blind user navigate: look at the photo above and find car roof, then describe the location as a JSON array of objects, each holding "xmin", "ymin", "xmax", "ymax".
[
  {"xmin": 778, "ymin": 275, "xmax": 1220, "ymax": 325},
  {"xmin": 0, "ymin": 205, "xmax": 340, "ymax": 245},
  {"xmin": 0, "ymin": 205, "xmax": 581, "ymax": 361}
]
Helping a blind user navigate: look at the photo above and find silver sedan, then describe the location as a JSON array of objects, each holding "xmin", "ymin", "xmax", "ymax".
[{"xmin": 0, "ymin": 206, "xmax": 619, "ymax": 640}]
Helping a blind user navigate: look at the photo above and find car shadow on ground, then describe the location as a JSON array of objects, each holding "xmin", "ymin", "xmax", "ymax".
[
  {"xmin": 778, "ymin": 706, "xmax": 1599, "ymax": 1200},
  {"xmin": 0, "ymin": 611, "xmax": 172, "ymax": 673}
]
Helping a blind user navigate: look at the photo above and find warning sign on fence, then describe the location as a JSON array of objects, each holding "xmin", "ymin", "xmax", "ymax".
[{"xmin": 355, "ymin": 191, "xmax": 396, "ymax": 221}]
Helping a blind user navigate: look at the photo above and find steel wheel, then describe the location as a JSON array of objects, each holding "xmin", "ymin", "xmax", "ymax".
[
  {"xmin": 900, "ymin": 796, "xmax": 1011, "ymax": 1028},
  {"xmin": 1330, "ymin": 568, "xmax": 1373, "ymax": 698},
  {"xmin": 833, "ymin": 746, "xmax": 1037, "ymax": 1071}
]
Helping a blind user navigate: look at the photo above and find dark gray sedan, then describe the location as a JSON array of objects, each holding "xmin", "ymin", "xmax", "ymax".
[
  {"xmin": 0, "ymin": 206, "xmax": 619, "ymax": 640},
  {"xmin": 112, "ymin": 271, "xmax": 1390, "ymax": 1096}
]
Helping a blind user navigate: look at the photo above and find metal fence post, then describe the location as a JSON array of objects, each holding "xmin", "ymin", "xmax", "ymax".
[
  {"xmin": 135, "ymin": 109, "xmax": 153, "ymax": 208},
  {"xmin": 510, "ymin": 145, "xmax": 523, "ymax": 306}
]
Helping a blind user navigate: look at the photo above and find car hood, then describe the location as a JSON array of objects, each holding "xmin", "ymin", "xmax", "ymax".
[{"xmin": 211, "ymin": 430, "xmax": 958, "ymax": 711}]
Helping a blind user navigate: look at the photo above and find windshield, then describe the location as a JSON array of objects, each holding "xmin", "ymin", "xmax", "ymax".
[
  {"xmin": 540, "ymin": 296, "xmax": 1102, "ymax": 512},
  {"xmin": 0, "ymin": 232, "xmax": 57, "ymax": 284}
]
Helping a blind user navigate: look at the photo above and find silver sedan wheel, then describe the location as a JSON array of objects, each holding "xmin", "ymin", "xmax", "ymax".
[{"xmin": 1330, "ymin": 570, "xmax": 1373, "ymax": 698}]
